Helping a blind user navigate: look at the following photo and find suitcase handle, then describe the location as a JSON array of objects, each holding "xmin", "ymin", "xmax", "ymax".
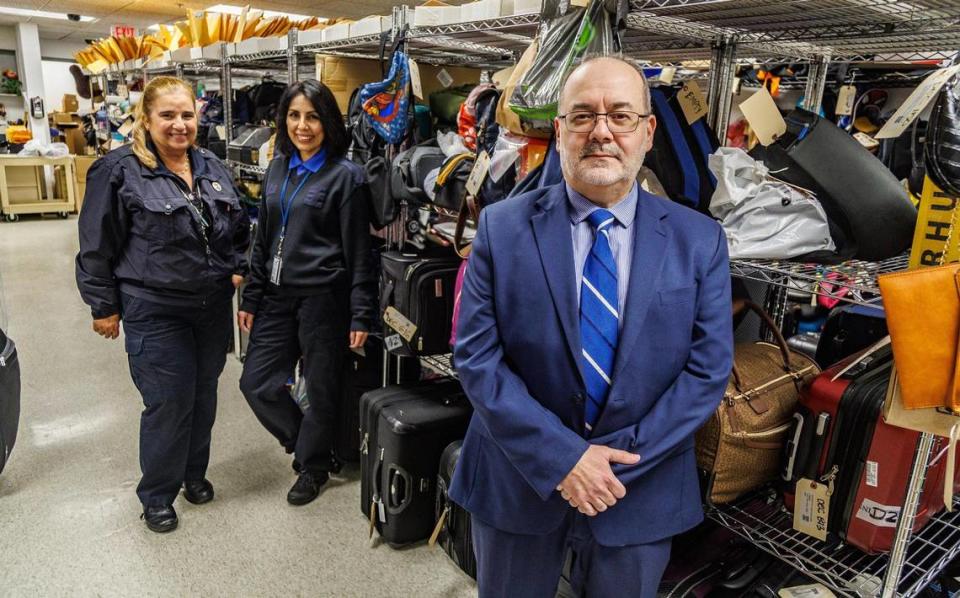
[
  {"xmin": 387, "ymin": 464, "xmax": 413, "ymax": 514},
  {"xmin": 732, "ymin": 301, "xmax": 793, "ymax": 391}
]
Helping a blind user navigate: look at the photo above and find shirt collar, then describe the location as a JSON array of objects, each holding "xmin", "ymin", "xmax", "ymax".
[
  {"xmin": 289, "ymin": 148, "xmax": 327, "ymax": 175},
  {"xmin": 566, "ymin": 182, "xmax": 639, "ymax": 228}
]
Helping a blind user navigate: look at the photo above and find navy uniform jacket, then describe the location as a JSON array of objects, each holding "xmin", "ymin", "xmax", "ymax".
[
  {"xmin": 75, "ymin": 144, "xmax": 250, "ymax": 318},
  {"xmin": 450, "ymin": 183, "xmax": 734, "ymax": 546},
  {"xmin": 239, "ymin": 154, "xmax": 377, "ymax": 333}
]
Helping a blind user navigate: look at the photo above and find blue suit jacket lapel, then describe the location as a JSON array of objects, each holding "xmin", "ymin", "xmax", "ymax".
[
  {"xmin": 531, "ymin": 184, "xmax": 584, "ymax": 384},
  {"xmin": 611, "ymin": 190, "xmax": 669, "ymax": 386}
]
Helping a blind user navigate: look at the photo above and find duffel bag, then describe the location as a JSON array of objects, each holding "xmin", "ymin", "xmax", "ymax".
[{"xmin": 390, "ymin": 141, "xmax": 447, "ymax": 205}]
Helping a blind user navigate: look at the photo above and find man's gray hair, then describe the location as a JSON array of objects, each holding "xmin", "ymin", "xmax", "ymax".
[{"xmin": 558, "ymin": 55, "xmax": 652, "ymax": 115}]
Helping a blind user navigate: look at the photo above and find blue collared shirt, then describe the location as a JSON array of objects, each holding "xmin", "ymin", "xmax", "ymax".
[
  {"xmin": 288, "ymin": 148, "xmax": 328, "ymax": 176},
  {"xmin": 567, "ymin": 183, "xmax": 639, "ymax": 329}
]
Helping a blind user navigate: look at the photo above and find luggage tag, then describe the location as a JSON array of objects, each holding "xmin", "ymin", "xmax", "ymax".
[
  {"xmin": 677, "ymin": 80, "xmax": 708, "ymax": 125},
  {"xmin": 778, "ymin": 584, "xmax": 836, "ymax": 598},
  {"xmin": 428, "ymin": 507, "xmax": 449, "ymax": 546},
  {"xmin": 793, "ymin": 468, "xmax": 836, "ymax": 541},
  {"xmin": 835, "ymin": 85, "xmax": 857, "ymax": 116},
  {"xmin": 466, "ymin": 151, "xmax": 491, "ymax": 197},
  {"xmin": 384, "ymin": 306, "xmax": 417, "ymax": 342}
]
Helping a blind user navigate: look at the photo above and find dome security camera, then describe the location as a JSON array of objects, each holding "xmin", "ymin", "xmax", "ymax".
[{"xmin": 67, "ymin": 14, "xmax": 81, "ymax": 21}]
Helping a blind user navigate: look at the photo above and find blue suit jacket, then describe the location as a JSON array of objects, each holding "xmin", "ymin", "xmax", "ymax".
[{"xmin": 449, "ymin": 183, "xmax": 734, "ymax": 546}]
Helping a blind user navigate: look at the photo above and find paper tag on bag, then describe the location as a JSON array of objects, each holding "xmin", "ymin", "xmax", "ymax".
[
  {"xmin": 739, "ymin": 87, "xmax": 787, "ymax": 146},
  {"xmin": 409, "ymin": 59, "xmax": 424, "ymax": 100},
  {"xmin": 384, "ymin": 306, "xmax": 417, "ymax": 342},
  {"xmin": 835, "ymin": 85, "xmax": 857, "ymax": 116},
  {"xmin": 384, "ymin": 334, "xmax": 404, "ymax": 352},
  {"xmin": 437, "ymin": 68, "xmax": 454, "ymax": 89},
  {"xmin": 794, "ymin": 477, "xmax": 830, "ymax": 541},
  {"xmin": 876, "ymin": 64, "xmax": 960, "ymax": 139},
  {"xmin": 778, "ymin": 584, "xmax": 836, "ymax": 598},
  {"xmin": 677, "ymin": 80, "xmax": 708, "ymax": 124},
  {"xmin": 466, "ymin": 151, "xmax": 491, "ymax": 196},
  {"xmin": 314, "ymin": 56, "xmax": 323, "ymax": 81},
  {"xmin": 658, "ymin": 67, "xmax": 676, "ymax": 85}
]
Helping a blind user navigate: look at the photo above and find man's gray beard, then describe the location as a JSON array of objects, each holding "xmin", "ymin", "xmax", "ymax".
[{"xmin": 561, "ymin": 147, "xmax": 647, "ymax": 188}]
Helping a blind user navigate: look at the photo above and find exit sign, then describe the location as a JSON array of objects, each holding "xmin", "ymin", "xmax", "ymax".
[{"xmin": 111, "ymin": 25, "xmax": 135, "ymax": 38}]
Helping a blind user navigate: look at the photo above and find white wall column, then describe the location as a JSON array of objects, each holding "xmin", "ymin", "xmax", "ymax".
[{"xmin": 15, "ymin": 23, "xmax": 50, "ymax": 146}]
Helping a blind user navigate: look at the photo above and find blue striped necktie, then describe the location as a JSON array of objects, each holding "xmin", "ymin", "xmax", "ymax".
[{"xmin": 580, "ymin": 208, "xmax": 619, "ymax": 433}]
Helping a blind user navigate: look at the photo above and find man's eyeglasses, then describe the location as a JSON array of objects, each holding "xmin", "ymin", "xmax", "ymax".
[{"xmin": 557, "ymin": 111, "xmax": 650, "ymax": 133}]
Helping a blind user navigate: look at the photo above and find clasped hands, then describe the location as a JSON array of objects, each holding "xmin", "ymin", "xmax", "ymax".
[{"xmin": 556, "ymin": 445, "xmax": 640, "ymax": 516}]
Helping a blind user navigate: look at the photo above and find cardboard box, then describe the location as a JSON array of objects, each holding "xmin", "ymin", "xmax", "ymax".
[
  {"xmin": 62, "ymin": 94, "xmax": 79, "ymax": 113},
  {"xmin": 461, "ymin": 0, "xmax": 502, "ymax": 21},
  {"xmin": 350, "ymin": 16, "xmax": 391, "ymax": 38},
  {"xmin": 502, "ymin": 0, "xmax": 541, "ymax": 15},
  {"xmin": 297, "ymin": 28, "xmax": 325, "ymax": 46},
  {"xmin": 75, "ymin": 156, "xmax": 97, "ymax": 183},
  {"xmin": 316, "ymin": 55, "xmax": 482, "ymax": 113},
  {"xmin": 171, "ymin": 46, "xmax": 203, "ymax": 62},
  {"xmin": 414, "ymin": 1, "xmax": 461, "ymax": 26},
  {"xmin": 323, "ymin": 22, "xmax": 352, "ymax": 42},
  {"xmin": 75, "ymin": 181, "xmax": 87, "ymax": 214}
]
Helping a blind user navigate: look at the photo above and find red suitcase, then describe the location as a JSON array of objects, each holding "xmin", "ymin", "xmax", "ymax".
[{"xmin": 784, "ymin": 345, "xmax": 949, "ymax": 554}]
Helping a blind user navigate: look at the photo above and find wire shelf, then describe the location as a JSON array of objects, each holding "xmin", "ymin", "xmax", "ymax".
[
  {"xmin": 708, "ymin": 490, "xmax": 960, "ymax": 598},
  {"xmin": 227, "ymin": 49, "xmax": 290, "ymax": 64},
  {"xmin": 728, "ymin": 255, "xmax": 909, "ymax": 308},
  {"xmin": 227, "ymin": 161, "xmax": 266, "ymax": 177},
  {"xmin": 420, "ymin": 354, "xmax": 457, "ymax": 379},
  {"xmin": 296, "ymin": 33, "xmax": 384, "ymax": 55}
]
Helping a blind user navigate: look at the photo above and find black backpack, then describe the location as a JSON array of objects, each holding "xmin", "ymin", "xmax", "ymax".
[{"xmin": 249, "ymin": 80, "xmax": 286, "ymax": 123}]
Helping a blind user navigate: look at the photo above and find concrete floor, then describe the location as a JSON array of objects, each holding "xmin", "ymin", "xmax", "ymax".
[{"xmin": 0, "ymin": 216, "xmax": 477, "ymax": 598}]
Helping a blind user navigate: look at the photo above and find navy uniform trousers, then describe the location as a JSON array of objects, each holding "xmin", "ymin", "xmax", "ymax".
[
  {"xmin": 120, "ymin": 292, "xmax": 232, "ymax": 508},
  {"xmin": 238, "ymin": 289, "xmax": 350, "ymax": 474},
  {"xmin": 472, "ymin": 509, "xmax": 672, "ymax": 598}
]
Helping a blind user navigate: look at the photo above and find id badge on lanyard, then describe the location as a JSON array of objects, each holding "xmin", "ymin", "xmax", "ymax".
[{"xmin": 270, "ymin": 169, "xmax": 311, "ymax": 286}]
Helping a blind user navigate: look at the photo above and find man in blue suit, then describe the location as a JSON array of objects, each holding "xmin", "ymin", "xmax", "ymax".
[{"xmin": 450, "ymin": 56, "xmax": 734, "ymax": 597}]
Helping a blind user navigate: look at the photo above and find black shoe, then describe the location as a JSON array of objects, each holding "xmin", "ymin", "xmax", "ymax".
[
  {"xmin": 287, "ymin": 471, "xmax": 329, "ymax": 506},
  {"xmin": 141, "ymin": 506, "xmax": 178, "ymax": 533},
  {"xmin": 183, "ymin": 479, "xmax": 215, "ymax": 505}
]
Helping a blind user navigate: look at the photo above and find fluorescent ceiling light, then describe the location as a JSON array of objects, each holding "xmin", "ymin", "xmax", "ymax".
[
  {"xmin": 206, "ymin": 4, "xmax": 320, "ymax": 21},
  {"xmin": 147, "ymin": 24, "xmax": 161, "ymax": 31},
  {"xmin": 0, "ymin": 7, "xmax": 96, "ymax": 22}
]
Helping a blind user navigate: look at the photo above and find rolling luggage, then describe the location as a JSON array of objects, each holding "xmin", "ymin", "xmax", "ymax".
[
  {"xmin": 226, "ymin": 125, "xmax": 274, "ymax": 166},
  {"xmin": 380, "ymin": 251, "xmax": 461, "ymax": 357},
  {"xmin": 784, "ymin": 345, "xmax": 950, "ymax": 553},
  {"xmin": 360, "ymin": 378, "xmax": 472, "ymax": 546},
  {"xmin": 433, "ymin": 440, "xmax": 477, "ymax": 579},
  {"xmin": 0, "ymin": 328, "xmax": 20, "ymax": 475},
  {"xmin": 337, "ymin": 336, "xmax": 420, "ymax": 463}
]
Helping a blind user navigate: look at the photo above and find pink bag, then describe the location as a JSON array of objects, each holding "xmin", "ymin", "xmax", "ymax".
[{"xmin": 450, "ymin": 259, "xmax": 469, "ymax": 348}]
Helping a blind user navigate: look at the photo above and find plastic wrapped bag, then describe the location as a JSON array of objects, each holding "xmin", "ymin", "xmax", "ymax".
[
  {"xmin": 509, "ymin": 0, "xmax": 619, "ymax": 122},
  {"xmin": 19, "ymin": 141, "xmax": 69, "ymax": 157},
  {"xmin": 708, "ymin": 147, "xmax": 836, "ymax": 260}
]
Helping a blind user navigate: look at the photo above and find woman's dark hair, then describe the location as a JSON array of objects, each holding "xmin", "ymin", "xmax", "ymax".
[{"xmin": 274, "ymin": 79, "xmax": 349, "ymax": 159}]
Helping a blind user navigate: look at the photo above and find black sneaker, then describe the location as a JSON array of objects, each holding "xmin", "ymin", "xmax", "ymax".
[
  {"xmin": 287, "ymin": 471, "xmax": 329, "ymax": 506},
  {"xmin": 141, "ymin": 505, "xmax": 178, "ymax": 533}
]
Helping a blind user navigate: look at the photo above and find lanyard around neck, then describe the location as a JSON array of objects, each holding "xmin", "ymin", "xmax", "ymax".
[{"xmin": 278, "ymin": 169, "xmax": 312, "ymax": 236}]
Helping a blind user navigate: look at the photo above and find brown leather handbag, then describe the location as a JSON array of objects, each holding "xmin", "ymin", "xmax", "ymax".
[{"xmin": 696, "ymin": 302, "xmax": 820, "ymax": 505}]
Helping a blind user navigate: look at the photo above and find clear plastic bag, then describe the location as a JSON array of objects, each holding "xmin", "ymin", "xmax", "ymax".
[
  {"xmin": 708, "ymin": 147, "xmax": 836, "ymax": 260},
  {"xmin": 509, "ymin": 0, "xmax": 618, "ymax": 122},
  {"xmin": 18, "ymin": 141, "xmax": 69, "ymax": 157}
]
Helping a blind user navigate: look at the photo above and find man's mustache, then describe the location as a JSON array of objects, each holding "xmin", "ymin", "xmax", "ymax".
[{"xmin": 579, "ymin": 143, "xmax": 623, "ymax": 160}]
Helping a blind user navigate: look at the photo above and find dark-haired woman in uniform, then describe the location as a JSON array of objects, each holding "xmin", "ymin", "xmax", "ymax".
[{"xmin": 238, "ymin": 79, "xmax": 377, "ymax": 505}]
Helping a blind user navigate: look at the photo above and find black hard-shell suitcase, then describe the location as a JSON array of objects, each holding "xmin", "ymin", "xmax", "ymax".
[
  {"xmin": 359, "ymin": 378, "xmax": 472, "ymax": 545},
  {"xmin": 434, "ymin": 440, "xmax": 477, "ymax": 578},
  {"xmin": 0, "ymin": 329, "xmax": 21, "ymax": 475},
  {"xmin": 380, "ymin": 251, "xmax": 461, "ymax": 357},
  {"xmin": 337, "ymin": 336, "xmax": 420, "ymax": 463}
]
